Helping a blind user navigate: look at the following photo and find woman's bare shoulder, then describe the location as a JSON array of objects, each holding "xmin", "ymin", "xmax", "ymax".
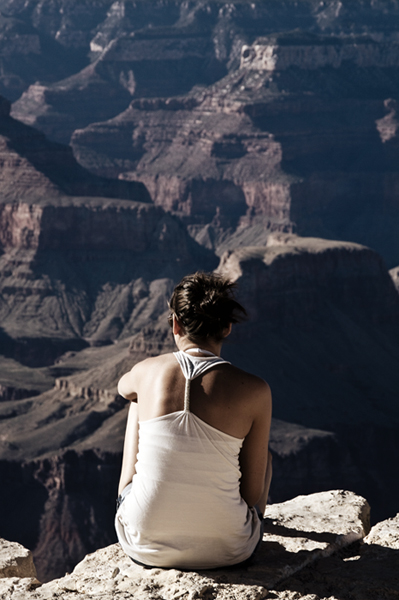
[
  {"xmin": 133, "ymin": 353, "xmax": 177, "ymax": 371},
  {"xmin": 223, "ymin": 364, "xmax": 271, "ymax": 408},
  {"xmin": 225, "ymin": 363, "xmax": 270, "ymax": 389},
  {"xmin": 118, "ymin": 353, "xmax": 177, "ymax": 399}
]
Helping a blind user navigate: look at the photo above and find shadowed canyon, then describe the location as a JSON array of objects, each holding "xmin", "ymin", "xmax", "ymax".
[{"xmin": 0, "ymin": 0, "xmax": 399, "ymax": 586}]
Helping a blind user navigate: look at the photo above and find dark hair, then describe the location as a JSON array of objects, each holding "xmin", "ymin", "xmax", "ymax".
[{"xmin": 168, "ymin": 272, "xmax": 246, "ymax": 342}]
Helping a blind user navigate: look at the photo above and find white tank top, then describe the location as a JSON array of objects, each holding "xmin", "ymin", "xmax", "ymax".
[{"xmin": 115, "ymin": 349, "xmax": 262, "ymax": 569}]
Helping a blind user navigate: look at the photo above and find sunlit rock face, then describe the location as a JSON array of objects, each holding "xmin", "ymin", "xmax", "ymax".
[
  {"xmin": 3, "ymin": 492, "xmax": 399, "ymax": 600},
  {"xmin": 4, "ymin": 1, "xmax": 399, "ymax": 264}
]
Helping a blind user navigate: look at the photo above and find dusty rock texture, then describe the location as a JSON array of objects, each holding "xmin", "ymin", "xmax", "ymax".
[
  {"xmin": 272, "ymin": 513, "xmax": 399, "ymax": 600},
  {"xmin": 0, "ymin": 539, "xmax": 37, "ymax": 579},
  {"xmin": 2, "ymin": 490, "xmax": 389, "ymax": 600}
]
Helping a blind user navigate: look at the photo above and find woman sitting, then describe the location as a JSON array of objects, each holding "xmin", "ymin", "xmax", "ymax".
[{"xmin": 115, "ymin": 271, "xmax": 272, "ymax": 569}]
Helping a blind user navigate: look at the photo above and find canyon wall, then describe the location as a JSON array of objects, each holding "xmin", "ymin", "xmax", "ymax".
[
  {"xmin": 1, "ymin": 231, "xmax": 399, "ymax": 580},
  {"xmin": 68, "ymin": 31, "xmax": 399, "ymax": 264},
  {"xmin": 1, "ymin": 0, "xmax": 399, "ymax": 585}
]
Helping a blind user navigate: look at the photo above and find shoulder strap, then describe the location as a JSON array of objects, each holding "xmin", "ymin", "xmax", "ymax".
[{"xmin": 173, "ymin": 351, "xmax": 230, "ymax": 412}]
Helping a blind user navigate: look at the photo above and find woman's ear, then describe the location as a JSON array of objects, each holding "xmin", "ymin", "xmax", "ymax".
[
  {"xmin": 173, "ymin": 315, "xmax": 184, "ymax": 336},
  {"xmin": 223, "ymin": 323, "xmax": 232, "ymax": 338}
]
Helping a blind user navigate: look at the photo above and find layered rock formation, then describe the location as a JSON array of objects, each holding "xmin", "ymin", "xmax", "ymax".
[
  {"xmin": 1, "ymin": 0, "xmax": 399, "ymax": 587},
  {"xmin": 69, "ymin": 30, "xmax": 399, "ymax": 265},
  {"xmin": 0, "ymin": 94, "xmax": 149, "ymax": 201},
  {"xmin": 2, "ymin": 490, "xmax": 398, "ymax": 600},
  {"xmin": 0, "ymin": 0, "xmax": 365, "ymax": 141},
  {"xmin": 0, "ymin": 92, "xmax": 215, "ymax": 362}
]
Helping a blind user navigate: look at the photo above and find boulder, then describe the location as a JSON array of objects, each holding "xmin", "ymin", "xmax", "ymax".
[
  {"xmin": 272, "ymin": 514, "xmax": 399, "ymax": 599},
  {"xmin": 0, "ymin": 539, "xmax": 37, "ymax": 579},
  {"xmin": 364, "ymin": 512, "xmax": 399, "ymax": 549},
  {"xmin": 0, "ymin": 489, "xmax": 372, "ymax": 600}
]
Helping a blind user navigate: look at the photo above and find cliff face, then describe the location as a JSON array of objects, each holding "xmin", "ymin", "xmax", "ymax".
[
  {"xmin": 0, "ymin": 94, "xmax": 150, "ymax": 202},
  {"xmin": 69, "ymin": 31, "xmax": 399, "ymax": 265},
  {"xmin": 0, "ymin": 204, "xmax": 214, "ymax": 358},
  {"xmin": 0, "ymin": 92, "xmax": 216, "ymax": 361},
  {"xmin": 216, "ymin": 235, "xmax": 399, "ymax": 525},
  {"xmin": 1, "ymin": 233, "xmax": 399, "ymax": 580},
  {"xmin": 218, "ymin": 235, "xmax": 399, "ymax": 327}
]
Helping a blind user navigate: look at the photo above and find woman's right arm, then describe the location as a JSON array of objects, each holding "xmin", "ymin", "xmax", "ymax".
[{"xmin": 118, "ymin": 401, "xmax": 139, "ymax": 495}]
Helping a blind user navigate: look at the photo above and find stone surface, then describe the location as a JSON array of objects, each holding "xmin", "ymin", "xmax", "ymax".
[
  {"xmin": 272, "ymin": 513, "xmax": 399, "ymax": 600},
  {"xmin": 0, "ymin": 490, "xmax": 375, "ymax": 599},
  {"xmin": 264, "ymin": 490, "xmax": 370, "ymax": 552},
  {"xmin": 0, "ymin": 539, "xmax": 37, "ymax": 579},
  {"xmin": 364, "ymin": 512, "xmax": 399, "ymax": 549}
]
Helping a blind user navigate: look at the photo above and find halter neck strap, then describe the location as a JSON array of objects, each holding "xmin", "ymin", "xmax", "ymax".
[{"xmin": 184, "ymin": 348, "xmax": 217, "ymax": 357}]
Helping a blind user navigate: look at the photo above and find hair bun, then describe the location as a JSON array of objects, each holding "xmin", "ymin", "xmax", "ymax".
[{"xmin": 169, "ymin": 272, "xmax": 246, "ymax": 342}]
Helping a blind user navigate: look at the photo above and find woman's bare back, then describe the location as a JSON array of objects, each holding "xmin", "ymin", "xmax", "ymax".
[{"xmin": 120, "ymin": 351, "xmax": 268, "ymax": 440}]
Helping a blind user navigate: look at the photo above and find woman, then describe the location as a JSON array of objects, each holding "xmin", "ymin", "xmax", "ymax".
[{"xmin": 115, "ymin": 272, "xmax": 272, "ymax": 569}]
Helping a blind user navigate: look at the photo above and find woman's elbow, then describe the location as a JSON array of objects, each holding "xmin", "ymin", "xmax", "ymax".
[{"xmin": 240, "ymin": 484, "xmax": 264, "ymax": 508}]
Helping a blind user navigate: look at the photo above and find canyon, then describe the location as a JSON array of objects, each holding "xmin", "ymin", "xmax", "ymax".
[{"xmin": 0, "ymin": 0, "xmax": 399, "ymax": 587}]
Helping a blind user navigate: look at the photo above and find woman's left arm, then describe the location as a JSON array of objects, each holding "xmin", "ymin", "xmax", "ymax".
[
  {"xmin": 118, "ymin": 367, "xmax": 138, "ymax": 401},
  {"xmin": 239, "ymin": 380, "xmax": 272, "ymax": 508}
]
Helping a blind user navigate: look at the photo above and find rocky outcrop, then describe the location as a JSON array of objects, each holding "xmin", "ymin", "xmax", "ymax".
[
  {"xmin": 4, "ymin": 490, "xmax": 397, "ymax": 600},
  {"xmin": 215, "ymin": 235, "xmax": 399, "ymax": 522},
  {"xmin": 241, "ymin": 34, "xmax": 399, "ymax": 71},
  {"xmin": 71, "ymin": 92, "xmax": 295, "ymax": 241},
  {"xmin": 11, "ymin": 24, "xmax": 226, "ymax": 144},
  {"xmin": 0, "ymin": 539, "xmax": 37, "ymax": 580},
  {"xmin": 390, "ymin": 265, "xmax": 399, "ymax": 292}
]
